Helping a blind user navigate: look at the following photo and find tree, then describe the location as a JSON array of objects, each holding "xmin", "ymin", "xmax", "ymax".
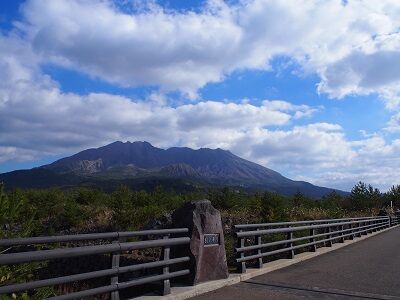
[
  {"xmin": 348, "ymin": 181, "xmax": 382, "ymax": 210},
  {"xmin": 292, "ymin": 190, "xmax": 306, "ymax": 207},
  {"xmin": 322, "ymin": 190, "xmax": 343, "ymax": 209},
  {"xmin": 261, "ymin": 191, "xmax": 287, "ymax": 222},
  {"xmin": 385, "ymin": 185, "xmax": 400, "ymax": 208},
  {"xmin": 367, "ymin": 184, "xmax": 382, "ymax": 209},
  {"xmin": 110, "ymin": 185, "xmax": 134, "ymax": 229},
  {"xmin": 209, "ymin": 187, "xmax": 236, "ymax": 209}
]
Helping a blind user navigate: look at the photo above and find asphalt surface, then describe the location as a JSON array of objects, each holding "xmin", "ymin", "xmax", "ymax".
[{"xmin": 192, "ymin": 227, "xmax": 400, "ymax": 300}]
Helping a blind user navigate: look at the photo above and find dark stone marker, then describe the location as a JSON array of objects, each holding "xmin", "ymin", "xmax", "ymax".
[{"xmin": 171, "ymin": 200, "xmax": 229, "ymax": 285}]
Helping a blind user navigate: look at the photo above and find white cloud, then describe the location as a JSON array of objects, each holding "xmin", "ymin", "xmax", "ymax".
[
  {"xmin": 2, "ymin": 1, "xmax": 400, "ymax": 191},
  {"xmin": 19, "ymin": 0, "xmax": 243, "ymax": 98},
  {"xmin": 0, "ymin": 146, "xmax": 39, "ymax": 163},
  {"xmin": 302, "ymin": 137, "xmax": 400, "ymax": 191},
  {"xmin": 238, "ymin": 123, "xmax": 355, "ymax": 170},
  {"xmin": 1, "ymin": 37, "xmax": 399, "ymax": 191},
  {"xmin": 176, "ymin": 101, "xmax": 311, "ymax": 130},
  {"xmin": 318, "ymin": 50, "xmax": 400, "ymax": 109},
  {"xmin": 385, "ymin": 112, "xmax": 400, "ymax": 132},
  {"xmin": 16, "ymin": 0, "xmax": 400, "ymax": 103},
  {"xmin": 0, "ymin": 33, "xmax": 315, "ymax": 159}
]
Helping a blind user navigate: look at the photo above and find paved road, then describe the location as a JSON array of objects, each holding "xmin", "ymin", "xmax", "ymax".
[{"xmin": 192, "ymin": 227, "xmax": 400, "ymax": 300}]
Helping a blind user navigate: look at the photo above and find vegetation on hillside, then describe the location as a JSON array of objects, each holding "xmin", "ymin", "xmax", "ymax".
[
  {"xmin": 1, "ymin": 181, "xmax": 399, "ymax": 239},
  {"xmin": 0, "ymin": 181, "xmax": 399, "ymax": 299}
]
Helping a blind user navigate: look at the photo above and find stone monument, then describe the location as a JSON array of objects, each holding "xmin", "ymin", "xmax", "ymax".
[{"xmin": 171, "ymin": 200, "xmax": 229, "ymax": 285}]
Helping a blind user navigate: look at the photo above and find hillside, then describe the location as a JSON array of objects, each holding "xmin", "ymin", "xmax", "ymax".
[{"xmin": 0, "ymin": 141, "xmax": 345, "ymax": 197}]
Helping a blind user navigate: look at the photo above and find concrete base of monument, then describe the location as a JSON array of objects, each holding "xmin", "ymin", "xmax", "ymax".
[
  {"xmin": 135, "ymin": 275, "xmax": 241, "ymax": 300},
  {"xmin": 135, "ymin": 224, "xmax": 398, "ymax": 300}
]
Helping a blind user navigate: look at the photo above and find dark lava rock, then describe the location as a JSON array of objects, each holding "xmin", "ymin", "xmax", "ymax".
[{"xmin": 142, "ymin": 212, "xmax": 173, "ymax": 230}]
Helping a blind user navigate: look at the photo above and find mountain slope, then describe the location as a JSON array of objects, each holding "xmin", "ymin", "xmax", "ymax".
[{"xmin": 1, "ymin": 141, "xmax": 345, "ymax": 197}]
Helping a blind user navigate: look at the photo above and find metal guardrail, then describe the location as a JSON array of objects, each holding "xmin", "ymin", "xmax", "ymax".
[
  {"xmin": 391, "ymin": 215, "xmax": 400, "ymax": 226},
  {"xmin": 0, "ymin": 229, "xmax": 190, "ymax": 299},
  {"xmin": 234, "ymin": 216, "xmax": 392, "ymax": 273}
]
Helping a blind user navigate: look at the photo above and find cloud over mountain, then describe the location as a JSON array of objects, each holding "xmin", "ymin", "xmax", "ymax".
[
  {"xmin": 18, "ymin": 0, "xmax": 400, "ymax": 103},
  {"xmin": 1, "ymin": 0, "xmax": 400, "ymax": 191},
  {"xmin": 0, "ymin": 33, "xmax": 315, "ymax": 162}
]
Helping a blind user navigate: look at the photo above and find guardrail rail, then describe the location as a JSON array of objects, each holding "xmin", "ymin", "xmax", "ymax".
[
  {"xmin": 234, "ymin": 216, "xmax": 393, "ymax": 273},
  {"xmin": 391, "ymin": 215, "xmax": 400, "ymax": 226},
  {"xmin": 0, "ymin": 229, "xmax": 190, "ymax": 299}
]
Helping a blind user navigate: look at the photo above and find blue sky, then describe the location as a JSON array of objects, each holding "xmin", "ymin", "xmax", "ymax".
[{"xmin": 1, "ymin": 0, "xmax": 400, "ymax": 191}]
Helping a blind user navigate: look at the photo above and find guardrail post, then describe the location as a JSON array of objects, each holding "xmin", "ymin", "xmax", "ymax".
[
  {"xmin": 339, "ymin": 224, "xmax": 345, "ymax": 243},
  {"xmin": 256, "ymin": 228, "xmax": 263, "ymax": 268},
  {"xmin": 326, "ymin": 226, "xmax": 332, "ymax": 247},
  {"xmin": 162, "ymin": 235, "xmax": 171, "ymax": 295},
  {"xmin": 349, "ymin": 223, "xmax": 354, "ymax": 240},
  {"xmin": 309, "ymin": 226, "xmax": 317, "ymax": 252},
  {"xmin": 361, "ymin": 221, "xmax": 367, "ymax": 235},
  {"xmin": 111, "ymin": 238, "xmax": 120, "ymax": 300},
  {"xmin": 368, "ymin": 220, "xmax": 373, "ymax": 234},
  {"xmin": 389, "ymin": 216, "xmax": 392, "ymax": 227},
  {"xmin": 287, "ymin": 228, "xmax": 295, "ymax": 259},
  {"xmin": 236, "ymin": 230, "xmax": 246, "ymax": 273},
  {"xmin": 355, "ymin": 221, "xmax": 361, "ymax": 237}
]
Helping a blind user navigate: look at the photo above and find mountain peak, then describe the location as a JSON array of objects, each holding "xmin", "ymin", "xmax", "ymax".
[
  {"xmin": 109, "ymin": 140, "xmax": 154, "ymax": 147},
  {"xmin": 1, "ymin": 141, "xmax": 346, "ymax": 197}
]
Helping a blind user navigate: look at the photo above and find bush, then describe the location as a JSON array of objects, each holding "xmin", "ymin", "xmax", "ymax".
[{"xmin": 0, "ymin": 184, "xmax": 34, "ymax": 239}]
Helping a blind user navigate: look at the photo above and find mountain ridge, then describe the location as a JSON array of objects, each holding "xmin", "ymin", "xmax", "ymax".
[{"xmin": 0, "ymin": 141, "xmax": 346, "ymax": 197}]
